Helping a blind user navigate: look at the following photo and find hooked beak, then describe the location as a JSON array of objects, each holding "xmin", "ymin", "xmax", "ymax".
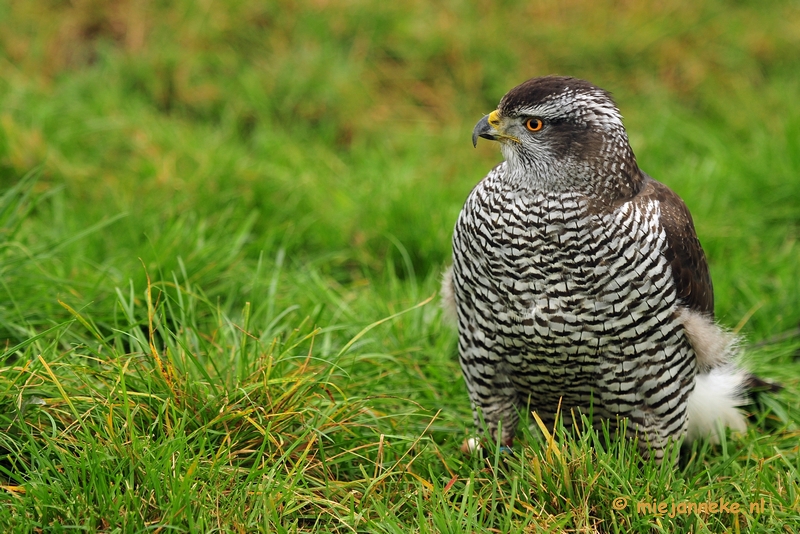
[
  {"xmin": 472, "ymin": 113, "xmax": 496, "ymax": 147},
  {"xmin": 472, "ymin": 110, "xmax": 517, "ymax": 147}
]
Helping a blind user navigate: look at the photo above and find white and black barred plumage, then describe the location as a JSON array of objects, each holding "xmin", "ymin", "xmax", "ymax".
[{"xmin": 443, "ymin": 76, "xmax": 751, "ymax": 461}]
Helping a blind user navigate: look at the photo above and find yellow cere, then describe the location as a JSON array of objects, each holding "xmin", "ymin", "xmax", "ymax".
[{"xmin": 487, "ymin": 109, "xmax": 520, "ymax": 144}]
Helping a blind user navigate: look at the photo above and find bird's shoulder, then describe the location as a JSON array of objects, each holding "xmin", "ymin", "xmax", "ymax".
[{"xmin": 629, "ymin": 173, "xmax": 714, "ymax": 317}]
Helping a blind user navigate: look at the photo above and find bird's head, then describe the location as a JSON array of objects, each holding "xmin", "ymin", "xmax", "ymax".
[{"xmin": 473, "ymin": 76, "xmax": 641, "ymax": 197}]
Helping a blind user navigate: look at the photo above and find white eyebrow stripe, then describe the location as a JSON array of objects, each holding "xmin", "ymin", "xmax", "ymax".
[{"xmin": 510, "ymin": 89, "xmax": 624, "ymax": 129}]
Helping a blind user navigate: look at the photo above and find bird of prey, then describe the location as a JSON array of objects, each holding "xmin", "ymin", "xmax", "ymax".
[{"xmin": 442, "ymin": 76, "xmax": 750, "ymax": 461}]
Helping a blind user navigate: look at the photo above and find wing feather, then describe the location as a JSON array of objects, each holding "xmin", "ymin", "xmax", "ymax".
[{"xmin": 635, "ymin": 173, "xmax": 714, "ymax": 317}]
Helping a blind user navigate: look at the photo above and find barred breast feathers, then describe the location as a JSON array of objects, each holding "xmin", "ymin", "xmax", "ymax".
[{"xmin": 443, "ymin": 162, "xmax": 749, "ymax": 445}]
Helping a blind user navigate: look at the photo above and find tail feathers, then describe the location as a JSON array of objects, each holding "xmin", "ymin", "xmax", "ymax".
[
  {"xmin": 685, "ymin": 365, "xmax": 748, "ymax": 444},
  {"xmin": 679, "ymin": 307, "xmax": 782, "ymax": 444},
  {"xmin": 742, "ymin": 373, "xmax": 783, "ymax": 394}
]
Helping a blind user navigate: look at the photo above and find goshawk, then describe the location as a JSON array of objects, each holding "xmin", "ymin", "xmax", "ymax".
[{"xmin": 442, "ymin": 76, "xmax": 750, "ymax": 461}]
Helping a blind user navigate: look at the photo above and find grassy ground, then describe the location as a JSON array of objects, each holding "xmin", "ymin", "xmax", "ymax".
[{"xmin": 1, "ymin": 0, "xmax": 799, "ymax": 531}]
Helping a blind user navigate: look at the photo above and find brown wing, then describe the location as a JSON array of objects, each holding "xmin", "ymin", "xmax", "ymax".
[{"xmin": 634, "ymin": 173, "xmax": 714, "ymax": 317}]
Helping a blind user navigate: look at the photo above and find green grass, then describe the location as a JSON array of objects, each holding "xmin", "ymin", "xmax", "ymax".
[{"xmin": 1, "ymin": 0, "xmax": 799, "ymax": 531}]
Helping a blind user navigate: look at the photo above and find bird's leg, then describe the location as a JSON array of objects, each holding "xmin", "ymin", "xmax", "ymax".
[{"xmin": 461, "ymin": 397, "xmax": 519, "ymax": 453}]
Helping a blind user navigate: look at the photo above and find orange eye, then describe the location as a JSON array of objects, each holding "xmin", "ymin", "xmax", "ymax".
[{"xmin": 525, "ymin": 118, "xmax": 544, "ymax": 132}]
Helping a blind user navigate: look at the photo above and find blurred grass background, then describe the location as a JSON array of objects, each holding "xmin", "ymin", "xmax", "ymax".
[
  {"xmin": 2, "ymin": 0, "xmax": 799, "ymax": 332},
  {"xmin": 1, "ymin": 0, "xmax": 799, "ymax": 531}
]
